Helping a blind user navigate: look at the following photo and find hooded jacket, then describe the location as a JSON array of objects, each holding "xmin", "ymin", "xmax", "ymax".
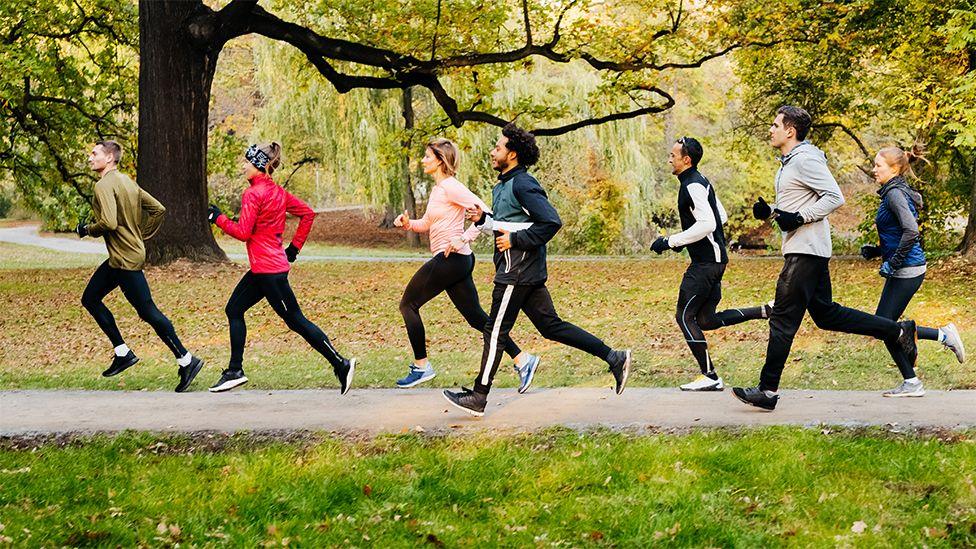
[
  {"xmin": 876, "ymin": 175, "xmax": 926, "ymax": 274},
  {"xmin": 772, "ymin": 142, "xmax": 846, "ymax": 258}
]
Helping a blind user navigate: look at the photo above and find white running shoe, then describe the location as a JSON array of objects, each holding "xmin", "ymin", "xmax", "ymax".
[
  {"xmin": 679, "ymin": 374, "xmax": 724, "ymax": 392},
  {"xmin": 941, "ymin": 323, "xmax": 966, "ymax": 364},
  {"xmin": 882, "ymin": 379, "xmax": 925, "ymax": 398}
]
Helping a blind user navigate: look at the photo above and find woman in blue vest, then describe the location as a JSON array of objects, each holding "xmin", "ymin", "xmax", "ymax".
[{"xmin": 860, "ymin": 146, "xmax": 965, "ymax": 396}]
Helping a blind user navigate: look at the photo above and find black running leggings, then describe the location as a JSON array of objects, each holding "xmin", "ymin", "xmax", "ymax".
[
  {"xmin": 81, "ymin": 260, "xmax": 187, "ymax": 358},
  {"xmin": 676, "ymin": 262, "xmax": 768, "ymax": 376},
  {"xmin": 400, "ymin": 253, "xmax": 521, "ymax": 360},
  {"xmin": 875, "ymin": 274, "xmax": 940, "ymax": 341},
  {"xmin": 225, "ymin": 271, "xmax": 345, "ymax": 371}
]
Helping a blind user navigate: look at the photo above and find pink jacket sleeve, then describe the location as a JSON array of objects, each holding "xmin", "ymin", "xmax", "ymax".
[
  {"xmin": 406, "ymin": 207, "xmax": 431, "ymax": 233},
  {"xmin": 284, "ymin": 191, "xmax": 316, "ymax": 249},
  {"xmin": 216, "ymin": 188, "xmax": 259, "ymax": 242},
  {"xmin": 444, "ymin": 179, "xmax": 490, "ymax": 243}
]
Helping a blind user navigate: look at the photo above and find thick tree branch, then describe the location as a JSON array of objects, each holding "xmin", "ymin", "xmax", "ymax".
[
  {"xmin": 532, "ymin": 87, "xmax": 675, "ymax": 135},
  {"xmin": 204, "ymin": 1, "xmax": 797, "ymax": 139}
]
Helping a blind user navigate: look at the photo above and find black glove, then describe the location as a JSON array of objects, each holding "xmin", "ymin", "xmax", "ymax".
[
  {"xmin": 650, "ymin": 236, "xmax": 671, "ymax": 255},
  {"xmin": 285, "ymin": 243, "xmax": 299, "ymax": 263},
  {"xmin": 773, "ymin": 209, "xmax": 804, "ymax": 232},
  {"xmin": 860, "ymin": 244, "xmax": 882, "ymax": 260},
  {"xmin": 753, "ymin": 197, "xmax": 772, "ymax": 220},
  {"xmin": 76, "ymin": 222, "xmax": 88, "ymax": 238},
  {"xmin": 207, "ymin": 204, "xmax": 222, "ymax": 224}
]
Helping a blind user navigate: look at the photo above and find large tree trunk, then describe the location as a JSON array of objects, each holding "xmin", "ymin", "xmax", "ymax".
[
  {"xmin": 139, "ymin": 0, "xmax": 226, "ymax": 264},
  {"xmin": 960, "ymin": 154, "xmax": 976, "ymax": 258},
  {"xmin": 400, "ymin": 86, "xmax": 420, "ymax": 247}
]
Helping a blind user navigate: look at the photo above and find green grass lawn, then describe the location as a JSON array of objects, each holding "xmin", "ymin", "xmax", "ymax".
[
  {"xmin": 1, "ymin": 242, "xmax": 973, "ymax": 392},
  {"xmin": 0, "ymin": 428, "xmax": 974, "ymax": 546}
]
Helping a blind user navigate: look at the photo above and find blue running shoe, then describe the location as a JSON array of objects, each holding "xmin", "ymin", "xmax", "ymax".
[
  {"xmin": 396, "ymin": 363, "xmax": 436, "ymax": 388},
  {"xmin": 514, "ymin": 354, "xmax": 541, "ymax": 394}
]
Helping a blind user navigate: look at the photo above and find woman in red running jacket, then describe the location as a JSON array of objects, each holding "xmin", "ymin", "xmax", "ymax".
[{"xmin": 206, "ymin": 142, "xmax": 355, "ymax": 394}]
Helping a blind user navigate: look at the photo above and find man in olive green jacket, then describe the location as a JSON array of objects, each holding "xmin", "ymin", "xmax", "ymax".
[{"xmin": 77, "ymin": 140, "xmax": 204, "ymax": 392}]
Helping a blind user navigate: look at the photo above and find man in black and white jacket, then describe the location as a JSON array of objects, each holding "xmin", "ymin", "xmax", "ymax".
[
  {"xmin": 651, "ymin": 137, "xmax": 771, "ymax": 392},
  {"xmin": 731, "ymin": 106, "xmax": 920, "ymax": 410}
]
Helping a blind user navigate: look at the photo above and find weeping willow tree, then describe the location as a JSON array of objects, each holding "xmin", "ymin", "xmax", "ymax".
[{"xmin": 209, "ymin": 36, "xmax": 781, "ymax": 253}]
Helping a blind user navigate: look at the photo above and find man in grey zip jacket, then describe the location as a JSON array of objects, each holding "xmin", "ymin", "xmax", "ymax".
[
  {"xmin": 731, "ymin": 106, "xmax": 919, "ymax": 411},
  {"xmin": 442, "ymin": 123, "xmax": 632, "ymax": 417}
]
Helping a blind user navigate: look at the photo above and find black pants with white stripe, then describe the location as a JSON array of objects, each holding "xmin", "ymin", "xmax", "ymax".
[
  {"xmin": 82, "ymin": 260, "xmax": 188, "ymax": 358},
  {"xmin": 225, "ymin": 271, "xmax": 345, "ymax": 372},
  {"xmin": 676, "ymin": 262, "xmax": 768, "ymax": 376},
  {"xmin": 759, "ymin": 254, "xmax": 909, "ymax": 392},
  {"xmin": 473, "ymin": 283, "xmax": 612, "ymax": 394}
]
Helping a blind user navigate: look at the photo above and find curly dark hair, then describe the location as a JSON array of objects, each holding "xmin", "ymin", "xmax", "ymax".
[{"xmin": 501, "ymin": 122, "xmax": 540, "ymax": 166}]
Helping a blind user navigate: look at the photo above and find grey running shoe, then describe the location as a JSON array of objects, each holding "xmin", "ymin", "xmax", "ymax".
[
  {"xmin": 941, "ymin": 323, "xmax": 966, "ymax": 364},
  {"xmin": 882, "ymin": 378, "xmax": 925, "ymax": 398},
  {"xmin": 514, "ymin": 353, "xmax": 541, "ymax": 394}
]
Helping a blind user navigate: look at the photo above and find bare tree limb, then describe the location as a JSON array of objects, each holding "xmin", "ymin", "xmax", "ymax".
[
  {"xmin": 430, "ymin": 0, "xmax": 442, "ymax": 60},
  {"xmin": 814, "ymin": 122, "xmax": 871, "ymax": 160},
  {"xmin": 813, "ymin": 122, "xmax": 872, "ymax": 175},
  {"xmin": 280, "ymin": 156, "xmax": 320, "ymax": 188}
]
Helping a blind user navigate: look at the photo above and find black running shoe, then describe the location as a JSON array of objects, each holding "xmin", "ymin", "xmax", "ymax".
[
  {"xmin": 731, "ymin": 386, "xmax": 778, "ymax": 411},
  {"xmin": 102, "ymin": 351, "xmax": 139, "ymax": 377},
  {"xmin": 334, "ymin": 358, "xmax": 356, "ymax": 395},
  {"xmin": 897, "ymin": 320, "xmax": 918, "ymax": 368},
  {"xmin": 175, "ymin": 356, "xmax": 205, "ymax": 393},
  {"xmin": 209, "ymin": 369, "xmax": 248, "ymax": 393},
  {"xmin": 607, "ymin": 349, "xmax": 631, "ymax": 395},
  {"xmin": 442, "ymin": 387, "xmax": 487, "ymax": 417}
]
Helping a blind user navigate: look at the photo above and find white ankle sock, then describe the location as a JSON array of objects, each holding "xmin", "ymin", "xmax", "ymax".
[
  {"xmin": 938, "ymin": 329, "xmax": 947, "ymax": 343},
  {"xmin": 763, "ymin": 389, "xmax": 778, "ymax": 397},
  {"xmin": 177, "ymin": 353, "xmax": 192, "ymax": 367},
  {"xmin": 114, "ymin": 344, "xmax": 130, "ymax": 357},
  {"xmin": 905, "ymin": 377, "xmax": 920, "ymax": 383}
]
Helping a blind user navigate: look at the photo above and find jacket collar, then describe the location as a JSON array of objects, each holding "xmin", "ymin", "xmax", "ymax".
[
  {"xmin": 497, "ymin": 164, "xmax": 527, "ymax": 183},
  {"xmin": 878, "ymin": 175, "xmax": 908, "ymax": 198},
  {"xmin": 676, "ymin": 167, "xmax": 699, "ymax": 183},
  {"xmin": 779, "ymin": 141, "xmax": 811, "ymax": 165},
  {"xmin": 248, "ymin": 172, "xmax": 274, "ymax": 186}
]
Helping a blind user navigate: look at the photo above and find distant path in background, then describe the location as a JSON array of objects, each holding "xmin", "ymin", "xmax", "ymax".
[{"xmin": 0, "ymin": 223, "xmax": 808, "ymax": 263}]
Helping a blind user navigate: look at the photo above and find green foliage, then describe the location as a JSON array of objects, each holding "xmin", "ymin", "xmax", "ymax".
[
  {"xmin": 0, "ymin": 0, "xmax": 138, "ymax": 230},
  {"xmin": 0, "ymin": 185, "xmax": 14, "ymax": 218},
  {"xmin": 730, "ymin": 0, "xmax": 976, "ymax": 254},
  {"xmin": 562, "ymin": 150, "xmax": 627, "ymax": 254}
]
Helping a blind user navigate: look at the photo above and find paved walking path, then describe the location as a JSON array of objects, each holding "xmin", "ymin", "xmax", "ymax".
[{"xmin": 2, "ymin": 388, "xmax": 974, "ymax": 436}]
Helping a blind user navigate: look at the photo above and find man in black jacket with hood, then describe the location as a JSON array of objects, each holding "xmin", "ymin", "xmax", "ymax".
[{"xmin": 443, "ymin": 123, "xmax": 632, "ymax": 416}]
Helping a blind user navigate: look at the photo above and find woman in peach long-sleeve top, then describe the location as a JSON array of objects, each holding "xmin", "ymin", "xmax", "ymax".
[{"xmin": 393, "ymin": 138, "xmax": 539, "ymax": 389}]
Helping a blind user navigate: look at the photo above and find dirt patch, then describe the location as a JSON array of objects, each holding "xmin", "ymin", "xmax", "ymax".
[{"xmin": 286, "ymin": 207, "xmax": 427, "ymax": 249}]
